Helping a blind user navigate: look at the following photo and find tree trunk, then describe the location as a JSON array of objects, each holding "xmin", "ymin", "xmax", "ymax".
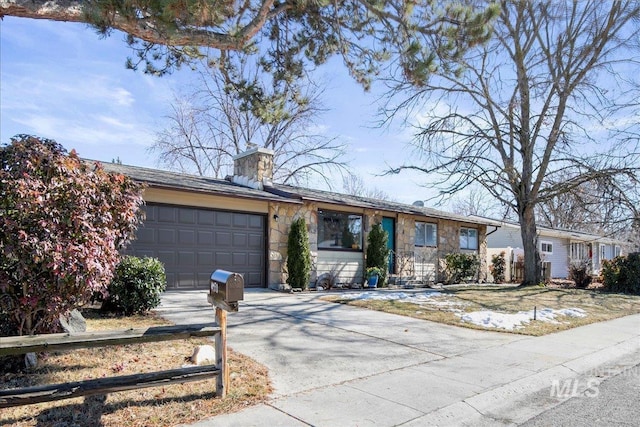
[{"xmin": 519, "ymin": 204, "xmax": 541, "ymax": 286}]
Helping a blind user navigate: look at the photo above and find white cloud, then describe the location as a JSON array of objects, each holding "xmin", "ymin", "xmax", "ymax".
[{"xmin": 11, "ymin": 114, "xmax": 154, "ymax": 148}]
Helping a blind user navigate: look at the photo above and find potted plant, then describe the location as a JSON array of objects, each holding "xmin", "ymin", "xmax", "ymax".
[{"xmin": 366, "ymin": 267, "xmax": 382, "ymax": 288}]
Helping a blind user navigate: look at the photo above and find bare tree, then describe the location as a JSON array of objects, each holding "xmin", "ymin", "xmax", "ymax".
[
  {"xmin": 536, "ymin": 174, "xmax": 640, "ymax": 246},
  {"xmin": 449, "ymin": 185, "xmax": 509, "ymax": 219},
  {"xmin": 388, "ymin": 1, "xmax": 640, "ymax": 286},
  {"xmin": 341, "ymin": 174, "xmax": 391, "ymax": 200},
  {"xmin": 151, "ymin": 53, "xmax": 349, "ymax": 187},
  {"xmin": 153, "ymin": 95, "xmax": 229, "ymax": 177}
]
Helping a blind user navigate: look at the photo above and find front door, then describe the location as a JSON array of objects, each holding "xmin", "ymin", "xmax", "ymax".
[{"xmin": 381, "ymin": 217, "xmax": 395, "ymax": 274}]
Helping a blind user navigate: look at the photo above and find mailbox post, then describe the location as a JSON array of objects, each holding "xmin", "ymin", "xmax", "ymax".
[{"xmin": 208, "ymin": 269, "xmax": 244, "ymax": 398}]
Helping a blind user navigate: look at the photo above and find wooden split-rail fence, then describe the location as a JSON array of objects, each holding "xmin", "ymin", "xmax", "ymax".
[{"xmin": 0, "ymin": 307, "xmax": 230, "ymax": 409}]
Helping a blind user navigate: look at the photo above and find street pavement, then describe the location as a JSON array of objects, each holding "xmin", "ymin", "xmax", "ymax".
[
  {"xmin": 156, "ymin": 289, "xmax": 640, "ymax": 426},
  {"xmin": 521, "ymin": 362, "xmax": 640, "ymax": 426}
]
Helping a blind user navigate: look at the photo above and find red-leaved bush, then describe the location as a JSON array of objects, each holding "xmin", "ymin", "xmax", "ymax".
[{"xmin": 0, "ymin": 135, "xmax": 144, "ymax": 336}]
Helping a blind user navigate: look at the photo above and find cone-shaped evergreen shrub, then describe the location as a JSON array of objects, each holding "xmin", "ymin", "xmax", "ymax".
[
  {"xmin": 287, "ymin": 217, "xmax": 311, "ymax": 289},
  {"xmin": 366, "ymin": 223, "xmax": 389, "ymax": 285}
]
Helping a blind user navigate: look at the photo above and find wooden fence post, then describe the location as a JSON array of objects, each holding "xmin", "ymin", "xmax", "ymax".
[{"xmin": 214, "ymin": 307, "xmax": 228, "ymax": 398}]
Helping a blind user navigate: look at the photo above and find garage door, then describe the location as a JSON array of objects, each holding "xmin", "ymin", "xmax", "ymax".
[{"xmin": 128, "ymin": 203, "xmax": 266, "ymax": 289}]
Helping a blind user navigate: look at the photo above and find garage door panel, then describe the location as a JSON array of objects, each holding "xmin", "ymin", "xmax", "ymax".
[
  {"xmin": 248, "ymin": 253, "xmax": 263, "ymax": 267},
  {"xmin": 130, "ymin": 204, "xmax": 265, "ymax": 289},
  {"xmin": 216, "ymin": 252, "xmax": 232, "ymax": 266},
  {"xmin": 136, "ymin": 228, "xmax": 155, "ymax": 244},
  {"xmin": 198, "ymin": 273, "xmax": 211, "ymax": 288},
  {"xmin": 157, "ymin": 251, "xmax": 176, "ymax": 266},
  {"xmin": 248, "ymin": 233, "xmax": 262, "ymax": 249},
  {"xmin": 198, "ymin": 211, "xmax": 214, "ymax": 225},
  {"xmin": 198, "ymin": 231, "xmax": 213, "ymax": 245},
  {"xmin": 158, "ymin": 229, "xmax": 175, "ymax": 244},
  {"xmin": 178, "ymin": 229, "xmax": 196, "ymax": 244},
  {"xmin": 216, "ymin": 212, "xmax": 232, "ymax": 227},
  {"xmin": 216, "ymin": 231, "xmax": 232, "ymax": 247},
  {"xmin": 178, "ymin": 251, "xmax": 195, "ymax": 266},
  {"xmin": 233, "ymin": 233, "xmax": 247, "ymax": 247},
  {"xmin": 177, "ymin": 273, "xmax": 196, "ymax": 288},
  {"xmin": 249, "ymin": 216, "xmax": 263, "ymax": 229},
  {"xmin": 233, "ymin": 214, "xmax": 248, "ymax": 227},
  {"xmin": 232, "ymin": 252, "xmax": 247, "ymax": 266},
  {"xmin": 158, "ymin": 206, "xmax": 176, "ymax": 222},
  {"xmin": 245, "ymin": 272, "xmax": 262, "ymax": 286},
  {"xmin": 165, "ymin": 272, "xmax": 176, "ymax": 285},
  {"xmin": 144, "ymin": 205, "xmax": 157, "ymax": 221},
  {"xmin": 197, "ymin": 252, "xmax": 214, "ymax": 266},
  {"xmin": 179, "ymin": 208, "xmax": 196, "ymax": 224}
]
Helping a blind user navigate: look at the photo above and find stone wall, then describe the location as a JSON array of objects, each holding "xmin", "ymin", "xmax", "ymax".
[{"xmin": 268, "ymin": 202, "xmax": 317, "ymax": 287}]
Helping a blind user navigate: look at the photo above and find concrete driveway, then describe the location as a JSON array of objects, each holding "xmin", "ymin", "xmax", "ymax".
[{"xmin": 157, "ymin": 289, "xmax": 640, "ymax": 426}]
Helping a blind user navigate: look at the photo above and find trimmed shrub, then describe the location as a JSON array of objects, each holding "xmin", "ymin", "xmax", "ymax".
[
  {"xmin": 287, "ymin": 217, "xmax": 311, "ymax": 289},
  {"xmin": 366, "ymin": 223, "xmax": 390, "ymax": 286},
  {"xmin": 444, "ymin": 253, "xmax": 480, "ymax": 284},
  {"xmin": 100, "ymin": 256, "xmax": 167, "ymax": 315},
  {"xmin": 569, "ymin": 260, "xmax": 592, "ymax": 289},
  {"xmin": 0, "ymin": 135, "xmax": 143, "ymax": 335},
  {"xmin": 602, "ymin": 253, "xmax": 640, "ymax": 295},
  {"xmin": 490, "ymin": 251, "xmax": 506, "ymax": 284}
]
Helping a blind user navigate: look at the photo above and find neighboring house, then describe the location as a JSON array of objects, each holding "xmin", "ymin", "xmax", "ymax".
[
  {"xmin": 485, "ymin": 220, "xmax": 624, "ymax": 281},
  {"xmin": 102, "ymin": 148, "xmax": 495, "ymax": 290}
]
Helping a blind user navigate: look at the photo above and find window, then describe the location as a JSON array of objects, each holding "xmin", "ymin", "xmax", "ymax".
[
  {"xmin": 415, "ymin": 222, "xmax": 437, "ymax": 247},
  {"xmin": 317, "ymin": 210, "xmax": 362, "ymax": 250},
  {"xmin": 614, "ymin": 246, "xmax": 621, "ymax": 257},
  {"xmin": 570, "ymin": 242, "xmax": 587, "ymax": 260},
  {"xmin": 540, "ymin": 241, "xmax": 553, "ymax": 254},
  {"xmin": 460, "ymin": 228, "xmax": 478, "ymax": 250},
  {"xmin": 600, "ymin": 244, "xmax": 606, "ymax": 261}
]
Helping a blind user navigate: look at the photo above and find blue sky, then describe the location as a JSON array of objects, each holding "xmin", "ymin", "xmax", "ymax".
[{"xmin": 1, "ymin": 17, "xmax": 437, "ymax": 205}]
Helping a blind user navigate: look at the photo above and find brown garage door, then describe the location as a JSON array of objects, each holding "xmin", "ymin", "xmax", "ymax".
[{"xmin": 128, "ymin": 203, "xmax": 266, "ymax": 289}]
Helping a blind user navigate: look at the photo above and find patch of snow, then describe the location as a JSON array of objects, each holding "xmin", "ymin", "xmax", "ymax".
[
  {"xmin": 458, "ymin": 307, "xmax": 588, "ymax": 330},
  {"xmin": 341, "ymin": 290, "xmax": 468, "ymax": 313},
  {"xmin": 338, "ymin": 292, "xmax": 587, "ymax": 330},
  {"xmin": 341, "ymin": 291, "xmax": 442, "ymax": 301},
  {"xmin": 557, "ymin": 308, "xmax": 587, "ymax": 318}
]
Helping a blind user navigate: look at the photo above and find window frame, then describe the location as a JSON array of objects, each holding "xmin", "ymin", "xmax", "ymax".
[
  {"xmin": 540, "ymin": 241, "xmax": 553, "ymax": 254},
  {"xmin": 317, "ymin": 209, "xmax": 363, "ymax": 251},
  {"xmin": 414, "ymin": 221, "xmax": 438, "ymax": 247},
  {"xmin": 570, "ymin": 242, "xmax": 587, "ymax": 260},
  {"xmin": 460, "ymin": 227, "xmax": 479, "ymax": 250}
]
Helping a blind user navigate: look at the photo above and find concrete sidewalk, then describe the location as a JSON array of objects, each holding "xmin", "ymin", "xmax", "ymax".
[{"xmin": 157, "ymin": 289, "xmax": 640, "ymax": 426}]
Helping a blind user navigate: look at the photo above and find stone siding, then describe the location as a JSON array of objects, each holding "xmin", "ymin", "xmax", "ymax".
[
  {"xmin": 268, "ymin": 202, "xmax": 317, "ymax": 287},
  {"xmin": 233, "ymin": 148, "xmax": 274, "ymax": 183}
]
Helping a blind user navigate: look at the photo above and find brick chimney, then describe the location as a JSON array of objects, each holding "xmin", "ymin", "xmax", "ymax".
[{"xmin": 232, "ymin": 147, "xmax": 274, "ymax": 189}]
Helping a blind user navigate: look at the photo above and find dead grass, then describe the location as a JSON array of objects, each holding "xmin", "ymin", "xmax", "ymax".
[
  {"xmin": 1, "ymin": 310, "xmax": 272, "ymax": 427},
  {"xmin": 324, "ymin": 285, "xmax": 640, "ymax": 336}
]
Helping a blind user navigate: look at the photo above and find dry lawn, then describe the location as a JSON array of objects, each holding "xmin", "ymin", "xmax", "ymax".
[
  {"xmin": 1, "ymin": 310, "xmax": 272, "ymax": 427},
  {"xmin": 325, "ymin": 285, "xmax": 640, "ymax": 336}
]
